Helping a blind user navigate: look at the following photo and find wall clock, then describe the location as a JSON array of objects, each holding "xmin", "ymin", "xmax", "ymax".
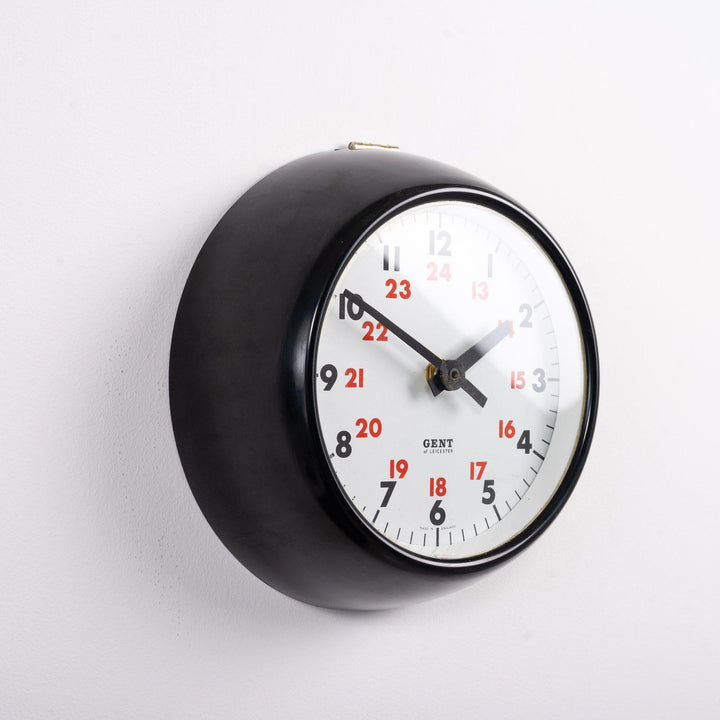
[{"xmin": 169, "ymin": 144, "xmax": 599, "ymax": 610}]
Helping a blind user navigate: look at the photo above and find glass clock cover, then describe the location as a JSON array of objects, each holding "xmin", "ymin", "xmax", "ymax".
[{"xmin": 314, "ymin": 197, "xmax": 585, "ymax": 564}]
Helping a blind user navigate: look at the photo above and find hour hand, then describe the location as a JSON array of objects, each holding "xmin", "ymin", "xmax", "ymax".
[
  {"xmin": 456, "ymin": 320, "xmax": 513, "ymax": 371},
  {"xmin": 426, "ymin": 321, "xmax": 512, "ymax": 402}
]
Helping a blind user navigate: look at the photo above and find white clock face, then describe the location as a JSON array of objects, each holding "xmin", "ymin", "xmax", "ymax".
[{"xmin": 313, "ymin": 195, "xmax": 586, "ymax": 564}]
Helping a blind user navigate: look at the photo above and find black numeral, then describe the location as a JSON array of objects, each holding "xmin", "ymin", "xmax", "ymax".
[
  {"xmin": 481, "ymin": 479, "xmax": 495, "ymax": 504},
  {"xmin": 335, "ymin": 431, "xmax": 352, "ymax": 458},
  {"xmin": 517, "ymin": 430, "xmax": 532, "ymax": 454},
  {"xmin": 382, "ymin": 245, "xmax": 401, "ymax": 271},
  {"xmin": 430, "ymin": 499, "xmax": 446, "ymax": 526},
  {"xmin": 339, "ymin": 293, "xmax": 364, "ymax": 320},
  {"xmin": 380, "ymin": 481, "xmax": 396, "ymax": 507},
  {"xmin": 429, "ymin": 230, "xmax": 452, "ymax": 256},
  {"xmin": 319, "ymin": 364, "xmax": 337, "ymax": 391},
  {"xmin": 519, "ymin": 303, "xmax": 533, "ymax": 328}
]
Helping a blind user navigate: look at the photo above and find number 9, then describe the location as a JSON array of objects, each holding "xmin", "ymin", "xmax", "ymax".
[{"xmin": 320, "ymin": 364, "xmax": 337, "ymax": 391}]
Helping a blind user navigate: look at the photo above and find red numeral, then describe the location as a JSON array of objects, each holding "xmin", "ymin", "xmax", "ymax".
[
  {"xmin": 356, "ymin": 417, "xmax": 382, "ymax": 438},
  {"xmin": 390, "ymin": 459, "xmax": 408, "ymax": 479},
  {"xmin": 362, "ymin": 321, "xmax": 388, "ymax": 341},
  {"xmin": 385, "ymin": 278, "xmax": 412, "ymax": 299},
  {"xmin": 470, "ymin": 461, "xmax": 487, "ymax": 480},
  {"xmin": 427, "ymin": 262, "xmax": 452, "ymax": 282},
  {"xmin": 499, "ymin": 420, "xmax": 516, "ymax": 438},
  {"xmin": 472, "ymin": 281, "xmax": 489, "ymax": 299},
  {"xmin": 344, "ymin": 368, "xmax": 364, "ymax": 388},
  {"xmin": 430, "ymin": 477, "xmax": 447, "ymax": 496},
  {"xmin": 510, "ymin": 371, "xmax": 525, "ymax": 389},
  {"xmin": 499, "ymin": 319, "xmax": 515, "ymax": 338}
]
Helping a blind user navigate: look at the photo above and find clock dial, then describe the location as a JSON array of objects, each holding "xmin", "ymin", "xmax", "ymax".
[{"xmin": 314, "ymin": 197, "xmax": 586, "ymax": 564}]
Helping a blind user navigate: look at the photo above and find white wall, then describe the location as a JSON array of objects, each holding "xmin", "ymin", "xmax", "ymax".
[{"xmin": 2, "ymin": 2, "xmax": 719, "ymax": 717}]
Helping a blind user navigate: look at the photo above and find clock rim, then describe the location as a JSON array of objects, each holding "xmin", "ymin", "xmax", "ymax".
[{"xmin": 304, "ymin": 186, "xmax": 599, "ymax": 570}]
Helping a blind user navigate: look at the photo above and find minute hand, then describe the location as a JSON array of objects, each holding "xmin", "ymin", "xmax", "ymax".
[
  {"xmin": 342, "ymin": 291, "xmax": 443, "ymax": 367},
  {"xmin": 342, "ymin": 290, "xmax": 490, "ymax": 409},
  {"xmin": 343, "ymin": 291, "xmax": 493, "ymax": 408}
]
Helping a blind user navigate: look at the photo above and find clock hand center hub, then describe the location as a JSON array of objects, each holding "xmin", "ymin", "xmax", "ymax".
[{"xmin": 435, "ymin": 359, "xmax": 466, "ymax": 392}]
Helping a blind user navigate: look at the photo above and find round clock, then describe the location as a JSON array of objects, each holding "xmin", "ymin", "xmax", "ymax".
[{"xmin": 169, "ymin": 144, "xmax": 599, "ymax": 610}]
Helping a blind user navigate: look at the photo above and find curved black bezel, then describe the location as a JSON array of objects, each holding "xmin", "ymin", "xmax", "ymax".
[{"xmin": 305, "ymin": 187, "xmax": 599, "ymax": 570}]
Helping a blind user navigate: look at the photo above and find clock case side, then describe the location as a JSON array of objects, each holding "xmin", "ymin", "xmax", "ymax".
[{"xmin": 169, "ymin": 149, "xmax": 598, "ymax": 610}]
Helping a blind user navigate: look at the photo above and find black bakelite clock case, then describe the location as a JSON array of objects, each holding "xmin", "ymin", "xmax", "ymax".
[{"xmin": 169, "ymin": 149, "xmax": 599, "ymax": 610}]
